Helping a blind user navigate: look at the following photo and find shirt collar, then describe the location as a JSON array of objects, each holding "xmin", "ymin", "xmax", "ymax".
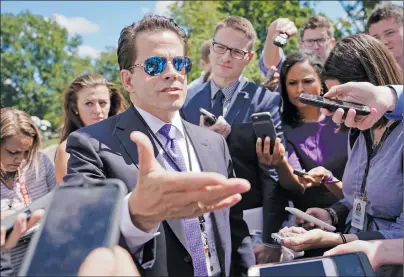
[
  {"xmin": 210, "ymin": 79, "xmax": 240, "ymax": 100},
  {"xmin": 133, "ymin": 105, "xmax": 185, "ymax": 139}
]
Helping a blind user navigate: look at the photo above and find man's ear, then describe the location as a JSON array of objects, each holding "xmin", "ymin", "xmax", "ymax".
[
  {"xmin": 246, "ymin": 51, "xmax": 255, "ymax": 64},
  {"xmin": 331, "ymin": 37, "xmax": 336, "ymax": 46},
  {"xmin": 120, "ymin": 70, "xmax": 134, "ymax": 93}
]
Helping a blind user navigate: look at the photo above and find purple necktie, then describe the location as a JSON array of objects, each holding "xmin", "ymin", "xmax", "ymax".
[{"xmin": 158, "ymin": 124, "xmax": 208, "ymax": 276}]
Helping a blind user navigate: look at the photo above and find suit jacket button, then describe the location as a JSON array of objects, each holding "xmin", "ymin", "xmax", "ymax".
[{"xmin": 184, "ymin": 255, "xmax": 192, "ymax": 263}]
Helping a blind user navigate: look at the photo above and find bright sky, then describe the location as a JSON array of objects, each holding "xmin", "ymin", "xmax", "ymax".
[{"xmin": 2, "ymin": 1, "xmax": 402, "ymax": 59}]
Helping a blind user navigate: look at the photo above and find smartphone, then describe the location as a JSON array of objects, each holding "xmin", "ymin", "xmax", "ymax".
[
  {"xmin": 273, "ymin": 33, "xmax": 289, "ymax": 48},
  {"xmin": 293, "ymin": 169, "xmax": 309, "ymax": 177},
  {"xmin": 299, "ymin": 93, "xmax": 371, "ymax": 116},
  {"xmin": 199, "ymin": 107, "xmax": 217, "ymax": 126},
  {"xmin": 248, "ymin": 252, "xmax": 375, "ymax": 277},
  {"xmin": 271, "ymin": 232, "xmax": 299, "ymax": 244},
  {"xmin": 251, "ymin": 112, "xmax": 277, "ymax": 155},
  {"xmin": 248, "ymin": 257, "xmax": 338, "ymax": 276},
  {"xmin": 18, "ymin": 179, "xmax": 128, "ymax": 276},
  {"xmin": 285, "ymin": 207, "xmax": 336, "ymax": 232},
  {"xmin": 1, "ymin": 192, "xmax": 53, "ymax": 239}
]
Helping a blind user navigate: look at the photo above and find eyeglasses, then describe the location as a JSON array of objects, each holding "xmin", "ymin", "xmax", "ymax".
[
  {"xmin": 212, "ymin": 41, "xmax": 250, "ymax": 60},
  {"xmin": 302, "ymin": 37, "xmax": 330, "ymax": 47},
  {"xmin": 129, "ymin": 56, "xmax": 192, "ymax": 76}
]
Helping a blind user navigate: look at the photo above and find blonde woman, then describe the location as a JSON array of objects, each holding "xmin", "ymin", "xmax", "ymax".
[
  {"xmin": 1, "ymin": 107, "xmax": 56, "ymax": 274},
  {"xmin": 55, "ymin": 73, "xmax": 128, "ymax": 184}
]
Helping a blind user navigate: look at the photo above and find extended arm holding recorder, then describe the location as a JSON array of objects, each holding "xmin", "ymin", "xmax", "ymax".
[
  {"xmin": 261, "ymin": 18, "xmax": 297, "ymax": 75},
  {"xmin": 320, "ymin": 82, "xmax": 401, "ymax": 129}
]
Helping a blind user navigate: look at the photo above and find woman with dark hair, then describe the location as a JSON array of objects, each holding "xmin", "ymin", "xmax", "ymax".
[
  {"xmin": 55, "ymin": 73, "xmax": 128, "ymax": 184},
  {"xmin": 258, "ymin": 50, "xmax": 348, "ymax": 209},
  {"xmin": 279, "ymin": 35, "xmax": 403, "ymax": 270}
]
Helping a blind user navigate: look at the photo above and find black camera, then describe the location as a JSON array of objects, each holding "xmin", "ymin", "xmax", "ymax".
[{"xmin": 273, "ymin": 33, "xmax": 289, "ymax": 48}]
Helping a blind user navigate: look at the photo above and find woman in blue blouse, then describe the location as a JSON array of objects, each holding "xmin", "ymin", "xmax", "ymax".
[{"xmin": 278, "ymin": 34, "xmax": 403, "ymax": 259}]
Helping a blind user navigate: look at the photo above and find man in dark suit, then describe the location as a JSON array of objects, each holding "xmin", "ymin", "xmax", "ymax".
[
  {"xmin": 64, "ymin": 15, "xmax": 255, "ymax": 276},
  {"xmin": 182, "ymin": 16, "xmax": 289, "ymax": 263}
]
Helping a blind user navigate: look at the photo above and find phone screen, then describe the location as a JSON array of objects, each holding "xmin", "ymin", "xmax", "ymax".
[
  {"xmin": 259, "ymin": 260, "xmax": 327, "ymax": 276},
  {"xmin": 25, "ymin": 186, "xmax": 118, "ymax": 276},
  {"xmin": 332, "ymin": 254, "xmax": 367, "ymax": 276}
]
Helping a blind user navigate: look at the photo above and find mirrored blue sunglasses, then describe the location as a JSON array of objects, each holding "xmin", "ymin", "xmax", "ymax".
[{"xmin": 129, "ymin": 56, "xmax": 192, "ymax": 76}]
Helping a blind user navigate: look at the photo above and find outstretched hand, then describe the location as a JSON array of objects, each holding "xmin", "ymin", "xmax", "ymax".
[{"xmin": 127, "ymin": 131, "xmax": 251, "ymax": 232}]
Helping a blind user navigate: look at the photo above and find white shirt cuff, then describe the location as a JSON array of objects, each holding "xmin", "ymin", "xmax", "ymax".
[{"xmin": 120, "ymin": 193, "xmax": 160, "ymax": 254}]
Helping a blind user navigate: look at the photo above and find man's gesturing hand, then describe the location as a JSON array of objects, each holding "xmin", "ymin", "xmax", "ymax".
[{"xmin": 127, "ymin": 131, "xmax": 251, "ymax": 232}]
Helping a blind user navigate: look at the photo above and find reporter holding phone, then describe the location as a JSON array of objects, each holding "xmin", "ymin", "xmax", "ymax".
[
  {"xmin": 1, "ymin": 210, "xmax": 44, "ymax": 276},
  {"xmin": 182, "ymin": 16, "xmax": 286, "ymax": 264},
  {"xmin": 279, "ymin": 35, "xmax": 403, "ymax": 275},
  {"xmin": 258, "ymin": 50, "xmax": 347, "ymax": 206},
  {"xmin": 1, "ymin": 108, "xmax": 56, "ymax": 275}
]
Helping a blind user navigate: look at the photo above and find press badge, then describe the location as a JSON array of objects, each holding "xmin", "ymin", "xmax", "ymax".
[{"xmin": 351, "ymin": 193, "xmax": 367, "ymax": 230}]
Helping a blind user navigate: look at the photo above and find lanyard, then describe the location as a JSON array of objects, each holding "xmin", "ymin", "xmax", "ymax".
[{"xmin": 359, "ymin": 120, "xmax": 400, "ymax": 194}]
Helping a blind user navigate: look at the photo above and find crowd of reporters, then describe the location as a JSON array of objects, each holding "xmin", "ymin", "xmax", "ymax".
[{"xmin": 1, "ymin": 2, "xmax": 403, "ymax": 276}]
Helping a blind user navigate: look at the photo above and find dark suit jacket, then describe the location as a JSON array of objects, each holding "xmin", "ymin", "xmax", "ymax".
[
  {"xmin": 64, "ymin": 105, "xmax": 255, "ymax": 276},
  {"xmin": 0, "ymin": 252, "xmax": 13, "ymax": 277},
  {"xmin": 182, "ymin": 78, "xmax": 289, "ymax": 244}
]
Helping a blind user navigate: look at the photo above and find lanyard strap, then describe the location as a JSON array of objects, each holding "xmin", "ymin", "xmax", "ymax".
[
  {"xmin": 131, "ymin": 107, "xmax": 212, "ymax": 258},
  {"xmin": 359, "ymin": 120, "xmax": 400, "ymax": 193},
  {"xmin": 14, "ymin": 172, "xmax": 31, "ymax": 206}
]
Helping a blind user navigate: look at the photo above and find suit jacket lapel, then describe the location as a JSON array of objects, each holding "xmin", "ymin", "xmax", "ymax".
[
  {"xmin": 182, "ymin": 81, "xmax": 212, "ymax": 125},
  {"xmin": 225, "ymin": 93, "xmax": 249, "ymax": 125},
  {"xmin": 225, "ymin": 80, "xmax": 256, "ymax": 125},
  {"xmin": 115, "ymin": 106, "xmax": 192, "ymax": 252},
  {"xmin": 183, "ymin": 121, "xmax": 228, "ymax": 267},
  {"xmin": 183, "ymin": 121, "xmax": 216, "ymax": 172},
  {"xmin": 115, "ymin": 105, "xmax": 166, "ymax": 168}
]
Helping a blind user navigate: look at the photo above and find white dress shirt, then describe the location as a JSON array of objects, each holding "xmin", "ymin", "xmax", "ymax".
[{"xmin": 120, "ymin": 105, "xmax": 220, "ymax": 274}]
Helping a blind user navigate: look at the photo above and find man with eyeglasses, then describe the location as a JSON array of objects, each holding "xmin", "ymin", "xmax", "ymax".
[
  {"xmin": 64, "ymin": 14, "xmax": 255, "ymax": 276},
  {"xmin": 182, "ymin": 16, "xmax": 286, "ymax": 265},
  {"xmin": 259, "ymin": 15, "xmax": 336, "ymax": 78}
]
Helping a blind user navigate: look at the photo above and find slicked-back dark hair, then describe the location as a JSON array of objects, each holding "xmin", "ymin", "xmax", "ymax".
[{"xmin": 117, "ymin": 14, "xmax": 188, "ymax": 71}]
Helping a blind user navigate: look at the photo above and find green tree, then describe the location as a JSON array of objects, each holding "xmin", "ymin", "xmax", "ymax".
[
  {"xmin": 170, "ymin": 1, "xmax": 317, "ymax": 83},
  {"xmin": 93, "ymin": 47, "xmax": 129, "ymax": 101},
  {"xmin": 170, "ymin": 1, "xmax": 227, "ymax": 83},
  {"xmin": 1, "ymin": 11, "xmax": 91, "ymax": 129},
  {"xmin": 218, "ymin": 0, "xmax": 315, "ymax": 56}
]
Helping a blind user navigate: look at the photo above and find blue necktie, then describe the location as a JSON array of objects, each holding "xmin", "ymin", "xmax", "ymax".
[
  {"xmin": 211, "ymin": 89, "xmax": 224, "ymax": 118},
  {"xmin": 158, "ymin": 124, "xmax": 208, "ymax": 276}
]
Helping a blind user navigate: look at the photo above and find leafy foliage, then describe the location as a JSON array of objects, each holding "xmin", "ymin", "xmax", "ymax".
[
  {"xmin": 1, "ymin": 11, "xmax": 92, "ymax": 128},
  {"xmin": 170, "ymin": 1, "xmax": 316, "ymax": 83}
]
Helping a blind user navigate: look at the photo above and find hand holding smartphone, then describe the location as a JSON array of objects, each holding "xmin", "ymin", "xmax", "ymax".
[
  {"xmin": 251, "ymin": 112, "xmax": 277, "ymax": 155},
  {"xmin": 248, "ymin": 252, "xmax": 375, "ymax": 276},
  {"xmin": 299, "ymin": 93, "xmax": 371, "ymax": 116},
  {"xmin": 199, "ymin": 108, "xmax": 217, "ymax": 126},
  {"xmin": 285, "ymin": 207, "xmax": 336, "ymax": 232},
  {"xmin": 18, "ymin": 179, "xmax": 127, "ymax": 276},
  {"xmin": 293, "ymin": 169, "xmax": 309, "ymax": 178}
]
